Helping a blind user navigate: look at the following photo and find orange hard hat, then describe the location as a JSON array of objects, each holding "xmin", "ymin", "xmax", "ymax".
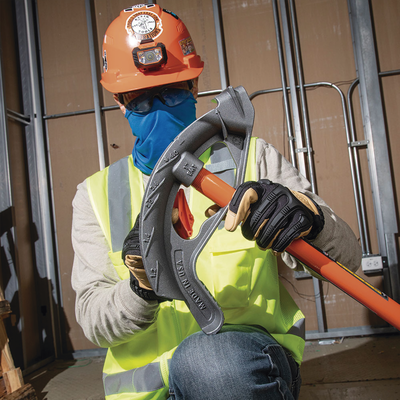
[{"xmin": 101, "ymin": 4, "xmax": 204, "ymax": 93}]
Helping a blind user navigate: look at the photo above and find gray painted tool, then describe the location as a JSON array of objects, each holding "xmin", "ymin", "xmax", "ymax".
[{"xmin": 140, "ymin": 86, "xmax": 254, "ymax": 334}]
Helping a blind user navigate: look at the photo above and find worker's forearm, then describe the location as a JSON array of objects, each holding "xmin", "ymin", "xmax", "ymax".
[{"xmin": 72, "ymin": 260, "xmax": 158, "ymax": 347}]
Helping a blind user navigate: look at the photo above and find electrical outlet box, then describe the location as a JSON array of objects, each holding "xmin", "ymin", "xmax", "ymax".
[
  {"xmin": 362, "ymin": 255, "xmax": 383, "ymax": 274},
  {"xmin": 294, "ymin": 270, "xmax": 312, "ymax": 280}
]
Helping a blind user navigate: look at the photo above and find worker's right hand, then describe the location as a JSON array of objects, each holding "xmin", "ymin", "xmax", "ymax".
[
  {"xmin": 122, "ymin": 214, "xmax": 167, "ymax": 302},
  {"xmin": 225, "ymin": 179, "xmax": 324, "ymax": 255}
]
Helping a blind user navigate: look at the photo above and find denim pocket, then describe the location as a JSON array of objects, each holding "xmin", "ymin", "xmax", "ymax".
[
  {"xmin": 263, "ymin": 344, "xmax": 292, "ymax": 382},
  {"xmin": 263, "ymin": 343, "xmax": 302, "ymax": 399},
  {"xmin": 286, "ymin": 351, "xmax": 302, "ymax": 399}
]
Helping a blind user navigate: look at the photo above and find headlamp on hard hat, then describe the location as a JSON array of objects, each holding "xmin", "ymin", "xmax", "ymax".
[{"xmin": 132, "ymin": 42, "xmax": 168, "ymax": 71}]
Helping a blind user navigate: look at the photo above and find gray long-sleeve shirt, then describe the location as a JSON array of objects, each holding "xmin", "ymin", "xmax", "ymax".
[{"xmin": 71, "ymin": 139, "xmax": 362, "ymax": 348}]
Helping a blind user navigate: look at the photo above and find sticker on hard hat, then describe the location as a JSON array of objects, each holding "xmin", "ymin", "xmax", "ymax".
[
  {"xmin": 179, "ymin": 37, "xmax": 195, "ymax": 56},
  {"xmin": 102, "ymin": 50, "xmax": 108, "ymax": 73},
  {"xmin": 126, "ymin": 11, "xmax": 163, "ymax": 41}
]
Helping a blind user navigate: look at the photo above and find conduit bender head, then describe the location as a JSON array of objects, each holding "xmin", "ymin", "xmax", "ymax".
[{"xmin": 140, "ymin": 86, "xmax": 255, "ymax": 334}]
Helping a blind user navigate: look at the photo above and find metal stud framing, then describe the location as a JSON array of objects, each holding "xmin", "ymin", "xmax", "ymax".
[
  {"xmin": 16, "ymin": 0, "xmax": 61, "ymax": 359},
  {"xmin": 347, "ymin": 0, "xmax": 400, "ymax": 302},
  {"xmin": 272, "ymin": 0, "xmax": 327, "ymax": 334},
  {"xmin": 0, "ymin": 12, "xmax": 21, "ymax": 356}
]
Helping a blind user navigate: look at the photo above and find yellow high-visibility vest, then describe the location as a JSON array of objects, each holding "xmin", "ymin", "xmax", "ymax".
[{"xmin": 86, "ymin": 138, "xmax": 305, "ymax": 400}]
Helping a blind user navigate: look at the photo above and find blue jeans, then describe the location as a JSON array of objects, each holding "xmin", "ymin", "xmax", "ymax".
[{"xmin": 168, "ymin": 325, "xmax": 301, "ymax": 400}]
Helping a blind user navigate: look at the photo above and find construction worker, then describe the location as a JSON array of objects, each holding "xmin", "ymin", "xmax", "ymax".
[{"xmin": 71, "ymin": 5, "xmax": 361, "ymax": 400}]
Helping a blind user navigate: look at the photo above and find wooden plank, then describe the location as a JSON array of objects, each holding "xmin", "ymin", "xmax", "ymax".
[
  {"xmin": 0, "ymin": 321, "xmax": 14, "ymax": 373},
  {"xmin": 1, "ymin": 383, "xmax": 37, "ymax": 400},
  {"xmin": 0, "ymin": 302, "xmax": 11, "ymax": 319},
  {"xmin": 3, "ymin": 369, "xmax": 23, "ymax": 394},
  {"xmin": 0, "ymin": 377, "xmax": 7, "ymax": 397},
  {"xmin": 0, "ymin": 292, "xmax": 23, "ymax": 394}
]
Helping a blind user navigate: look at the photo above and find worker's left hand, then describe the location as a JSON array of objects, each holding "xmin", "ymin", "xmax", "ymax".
[
  {"xmin": 122, "ymin": 214, "xmax": 167, "ymax": 301},
  {"xmin": 225, "ymin": 179, "xmax": 324, "ymax": 254}
]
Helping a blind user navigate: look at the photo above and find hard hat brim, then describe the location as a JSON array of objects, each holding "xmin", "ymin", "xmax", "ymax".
[{"xmin": 101, "ymin": 63, "xmax": 204, "ymax": 94}]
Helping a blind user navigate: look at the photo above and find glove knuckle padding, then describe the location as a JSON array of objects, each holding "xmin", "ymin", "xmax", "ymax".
[
  {"xmin": 242, "ymin": 180, "xmax": 316, "ymax": 252},
  {"xmin": 227, "ymin": 179, "xmax": 324, "ymax": 253},
  {"xmin": 226, "ymin": 181, "xmax": 262, "ymax": 232}
]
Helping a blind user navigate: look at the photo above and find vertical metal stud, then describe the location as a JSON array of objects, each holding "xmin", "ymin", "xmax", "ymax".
[
  {"xmin": 0, "ymin": 34, "xmax": 13, "ymax": 214},
  {"xmin": 212, "ymin": 0, "xmax": 229, "ymax": 90},
  {"xmin": 15, "ymin": 0, "xmax": 61, "ymax": 357},
  {"xmin": 0, "ymin": 15, "xmax": 21, "ymax": 351},
  {"xmin": 85, "ymin": 0, "xmax": 107, "ymax": 170},
  {"xmin": 277, "ymin": 0, "xmax": 308, "ymax": 178},
  {"xmin": 273, "ymin": 0, "xmax": 326, "ymax": 333},
  {"xmin": 348, "ymin": 0, "xmax": 399, "ymax": 300},
  {"xmin": 288, "ymin": 0, "xmax": 317, "ymax": 193},
  {"xmin": 272, "ymin": 0, "xmax": 297, "ymax": 165}
]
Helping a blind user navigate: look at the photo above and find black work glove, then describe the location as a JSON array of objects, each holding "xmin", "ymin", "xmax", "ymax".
[
  {"xmin": 225, "ymin": 179, "xmax": 325, "ymax": 254},
  {"xmin": 122, "ymin": 214, "xmax": 166, "ymax": 302}
]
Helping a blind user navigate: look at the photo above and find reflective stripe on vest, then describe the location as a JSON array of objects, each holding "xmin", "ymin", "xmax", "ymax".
[
  {"xmin": 103, "ymin": 362, "xmax": 164, "ymax": 396},
  {"xmin": 108, "ymin": 157, "xmax": 132, "ymax": 253},
  {"xmin": 87, "ymin": 155, "xmax": 144, "ymax": 255}
]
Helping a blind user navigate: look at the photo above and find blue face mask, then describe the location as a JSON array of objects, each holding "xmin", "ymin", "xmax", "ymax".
[{"xmin": 125, "ymin": 93, "xmax": 197, "ymax": 175}]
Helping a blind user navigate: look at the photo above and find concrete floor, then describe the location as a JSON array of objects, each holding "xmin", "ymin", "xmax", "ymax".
[
  {"xmin": 300, "ymin": 334, "xmax": 400, "ymax": 399},
  {"xmin": 25, "ymin": 334, "xmax": 400, "ymax": 399}
]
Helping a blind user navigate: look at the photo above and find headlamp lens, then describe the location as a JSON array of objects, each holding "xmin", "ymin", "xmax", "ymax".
[
  {"xmin": 132, "ymin": 43, "xmax": 167, "ymax": 71},
  {"xmin": 137, "ymin": 48, "xmax": 162, "ymax": 65}
]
